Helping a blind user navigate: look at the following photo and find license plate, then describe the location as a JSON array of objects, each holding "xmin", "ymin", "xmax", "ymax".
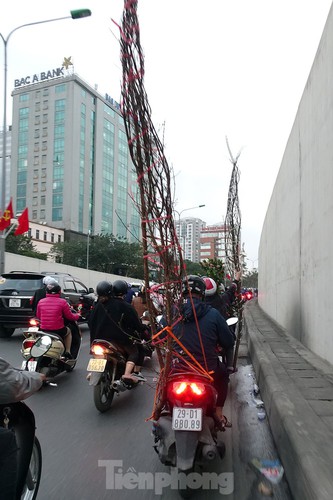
[
  {"xmin": 87, "ymin": 358, "xmax": 107, "ymax": 372},
  {"xmin": 27, "ymin": 360, "xmax": 37, "ymax": 372},
  {"xmin": 172, "ymin": 407, "xmax": 203, "ymax": 431},
  {"xmin": 9, "ymin": 298, "xmax": 21, "ymax": 307},
  {"xmin": 28, "ymin": 327, "xmax": 39, "ymax": 332}
]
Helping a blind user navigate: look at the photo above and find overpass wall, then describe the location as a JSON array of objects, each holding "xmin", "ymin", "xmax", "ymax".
[
  {"xmin": 259, "ymin": 5, "xmax": 333, "ymax": 364},
  {"xmin": 4, "ymin": 252, "xmax": 141, "ymax": 292}
]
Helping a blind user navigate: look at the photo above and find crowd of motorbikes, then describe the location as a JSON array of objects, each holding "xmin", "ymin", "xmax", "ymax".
[{"xmin": 3, "ymin": 287, "xmax": 239, "ymax": 499}]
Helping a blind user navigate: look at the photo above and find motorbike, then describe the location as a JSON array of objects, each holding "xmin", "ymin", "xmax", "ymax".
[
  {"xmin": 21, "ymin": 318, "xmax": 81, "ymax": 378},
  {"xmin": 87, "ymin": 339, "xmax": 145, "ymax": 413},
  {"xmin": 151, "ymin": 317, "xmax": 238, "ymax": 498},
  {"xmin": 0, "ymin": 400, "xmax": 42, "ymax": 500}
]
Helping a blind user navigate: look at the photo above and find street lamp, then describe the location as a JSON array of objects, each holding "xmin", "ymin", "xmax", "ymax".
[
  {"xmin": 86, "ymin": 230, "xmax": 91, "ymax": 270},
  {"xmin": 0, "ymin": 8, "xmax": 91, "ymax": 274}
]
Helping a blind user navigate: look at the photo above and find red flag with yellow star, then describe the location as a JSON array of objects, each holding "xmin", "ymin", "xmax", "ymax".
[{"xmin": 0, "ymin": 199, "xmax": 14, "ymax": 230}]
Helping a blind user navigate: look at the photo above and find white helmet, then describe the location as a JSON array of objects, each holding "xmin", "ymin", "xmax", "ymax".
[
  {"xmin": 43, "ymin": 276, "xmax": 58, "ymax": 286},
  {"xmin": 203, "ymin": 277, "xmax": 217, "ymax": 296}
]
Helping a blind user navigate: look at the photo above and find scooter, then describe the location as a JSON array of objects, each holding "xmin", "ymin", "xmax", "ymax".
[
  {"xmin": 87, "ymin": 339, "xmax": 145, "ymax": 413},
  {"xmin": 152, "ymin": 317, "xmax": 238, "ymax": 498},
  {"xmin": 21, "ymin": 318, "xmax": 81, "ymax": 378},
  {"xmin": 0, "ymin": 400, "xmax": 42, "ymax": 500}
]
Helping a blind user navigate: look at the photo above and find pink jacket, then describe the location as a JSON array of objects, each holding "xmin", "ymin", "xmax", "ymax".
[{"xmin": 36, "ymin": 293, "xmax": 80, "ymax": 331}]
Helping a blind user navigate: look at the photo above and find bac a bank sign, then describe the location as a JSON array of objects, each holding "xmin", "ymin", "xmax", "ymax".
[{"xmin": 14, "ymin": 67, "xmax": 65, "ymax": 88}]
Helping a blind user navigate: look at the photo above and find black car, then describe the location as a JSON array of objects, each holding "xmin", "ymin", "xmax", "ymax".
[
  {"xmin": 0, "ymin": 271, "xmax": 96, "ymax": 338},
  {"xmin": 42, "ymin": 272, "xmax": 96, "ymax": 321},
  {"xmin": 0, "ymin": 271, "xmax": 45, "ymax": 337}
]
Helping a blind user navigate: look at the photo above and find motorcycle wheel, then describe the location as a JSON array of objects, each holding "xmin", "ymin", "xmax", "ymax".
[
  {"xmin": 93, "ymin": 371, "xmax": 115, "ymax": 413},
  {"xmin": 20, "ymin": 437, "xmax": 42, "ymax": 500},
  {"xmin": 177, "ymin": 467, "xmax": 194, "ymax": 499}
]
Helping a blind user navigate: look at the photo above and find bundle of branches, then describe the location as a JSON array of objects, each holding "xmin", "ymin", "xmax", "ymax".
[
  {"xmin": 224, "ymin": 137, "xmax": 243, "ymax": 368},
  {"xmin": 116, "ymin": 0, "xmax": 185, "ymax": 417}
]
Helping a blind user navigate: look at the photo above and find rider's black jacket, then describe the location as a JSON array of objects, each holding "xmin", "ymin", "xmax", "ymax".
[{"xmin": 88, "ymin": 297, "xmax": 146, "ymax": 346}]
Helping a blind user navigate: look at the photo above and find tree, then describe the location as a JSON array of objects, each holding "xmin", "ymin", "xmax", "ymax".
[
  {"xmin": 183, "ymin": 260, "xmax": 202, "ymax": 276},
  {"xmin": 242, "ymin": 269, "xmax": 258, "ymax": 288},
  {"xmin": 50, "ymin": 234, "xmax": 144, "ymax": 278},
  {"xmin": 200, "ymin": 258, "xmax": 226, "ymax": 289},
  {"xmin": 5, "ymin": 233, "xmax": 48, "ymax": 260}
]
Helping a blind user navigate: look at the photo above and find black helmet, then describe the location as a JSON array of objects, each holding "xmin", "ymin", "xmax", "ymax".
[
  {"xmin": 46, "ymin": 283, "xmax": 61, "ymax": 294},
  {"xmin": 96, "ymin": 281, "xmax": 113, "ymax": 297},
  {"xmin": 112, "ymin": 280, "xmax": 128, "ymax": 297},
  {"xmin": 182, "ymin": 275, "xmax": 206, "ymax": 296}
]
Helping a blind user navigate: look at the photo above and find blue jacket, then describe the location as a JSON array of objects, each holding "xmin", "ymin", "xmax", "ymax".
[{"xmin": 173, "ymin": 297, "xmax": 235, "ymax": 371}]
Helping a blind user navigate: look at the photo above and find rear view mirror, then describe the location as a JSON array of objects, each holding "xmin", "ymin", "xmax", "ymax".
[
  {"xmin": 30, "ymin": 335, "xmax": 52, "ymax": 358},
  {"xmin": 226, "ymin": 317, "xmax": 238, "ymax": 327}
]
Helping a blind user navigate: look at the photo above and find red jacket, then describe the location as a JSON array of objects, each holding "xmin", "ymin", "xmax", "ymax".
[{"xmin": 36, "ymin": 293, "xmax": 80, "ymax": 331}]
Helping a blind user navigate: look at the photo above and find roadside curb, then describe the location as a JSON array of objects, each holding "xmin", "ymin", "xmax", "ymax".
[{"xmin": 243, "ymin": 300, "xmax": 333, "ymax": 500}]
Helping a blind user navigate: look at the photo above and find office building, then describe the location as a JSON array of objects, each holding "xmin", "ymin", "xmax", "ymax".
[
  {"xmin": 176, "ymin": 217, "xmax": 205, "ymax": 263},
  {"xmin": 200, "ymin": 223, "xmax": 228, "ymax": 262},
  {"xmin": 10, "ymin": 71, "xmax": 141, "ymax": 242}
]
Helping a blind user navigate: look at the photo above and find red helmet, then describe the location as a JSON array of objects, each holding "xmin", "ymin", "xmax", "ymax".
[{"xmin": 203, "ymin": 277, "xmax": 217, "ymax": 296}]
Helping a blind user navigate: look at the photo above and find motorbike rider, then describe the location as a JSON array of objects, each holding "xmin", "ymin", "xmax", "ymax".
[
  {"xmin": 88, "ymin": 280, "xmax": 148, "ymax": 382},
  {"xmin": 172, "ymin": 275, "xmax": 235, "ymax": 428},
  {"xmin": 31, "ymin": 275, "xmax": 58, "ymax": 314},
  {"xmin": 36, "ymin": 282, "xmax": 81, "ymax": 359},
  {"xmin": 0, "ymin": 357, "xmax": 45, "ymax": 500},
  {"xmin": 203, "ymin": 276, "xmax": 238, "ymax": 373}
]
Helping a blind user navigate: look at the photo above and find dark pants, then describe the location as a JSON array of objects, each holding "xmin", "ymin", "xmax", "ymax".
[
  {"xmin": 212, "ymin": 361, "xmax": 230, "ymax": 407},
  {"xmin": 0, "ymin": 427, "xmax": 18, "ymax": 500}
]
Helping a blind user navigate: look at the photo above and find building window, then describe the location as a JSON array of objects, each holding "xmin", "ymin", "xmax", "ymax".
[
  {"xmin": 32, "ymin": 210, "xmax": 37, "ymax": 220},
  {"xmin": 43, "ymin": 100, "xmax": 48, "ymax": 110},
  {"xmin": 41, "ymin": 182, "xmax": 46, "ymax": 192},
  {"xmin": 34, "ymin": 130, "xmax": 40, "ymax": 139},
  {"xmin": 55, "ymin": 84, "xmax": 66, "ymax": 93},
  {"xmin": 35, "ymin": 116, "xmax": 40, "ymax": 125},
  {"xmin": 40, "ymin": 209, "xmax": 45, "ymax": 219},
  {"xmin": 58, "ymin": 235, "xmax": 61, "ymax": 243},
  {"xmin": 43, "ymin": 88, "xmax": 49, "ymax": 96},
  {"xmin": 36, "ymin": 230, "xmax": 40, "ymax": 239},
  {"xmin": 42, "ymin": 141, "xmax": 47, "ymax": 151},
  {"xmin": 42, "ymin": 128, "xmax": 48, "ymax": 137},
  {"xmin": 33, "ymin": 197, "xmax": 38, "ymax": 206},
  {"xmin": 19, "ymin": 94, "xmax": 29, "ymax": 102},
  {"xmin": 42, "ymin": 114, "xmax": 48, "ymax": 123},
  {"xmin": 51, "ymin": 233, "xmax": 55, "ymax": 243},
  {"xmin": 33, "ymin": 183, "xmax": 38, "ymax": 192},
  {"xmin": 40, "ymin": 196, "xmax": 45, "ymax": 206},
  {"xmin": 43, "ymin": 231, "xmax": 47, "ymax": 241},
  {"xmin": 33, "ymin": 170, "xmax": 38, "ymax": 179}
]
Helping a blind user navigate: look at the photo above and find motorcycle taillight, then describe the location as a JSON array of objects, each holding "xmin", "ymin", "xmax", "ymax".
[
  {"xmin": 23, "ymin": 339, "xmax": 36, "ymax": 350},
  {"xmin": 171, "ymin": 381, "xmax": 206, "ymax": 397},
  {"xmin": 29, "ymin": 318, "xmax": 39, "ymax": 327},
  {"xmin": 91, "ymin": 344, "xmax": 107, "ymax": 356}
]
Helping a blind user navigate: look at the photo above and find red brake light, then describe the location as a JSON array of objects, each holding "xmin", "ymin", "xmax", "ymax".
[
  {"xmin": 91, "ymin": 344, "xmax": 107, "ymax": 356},
  {"xmin": 29, "ymin": 318, "xmax": 39, "ymax": 326},
  {"xmin": 23, "ymin": 339, "xmax": 36, "ymax": 350},
  {"xmin": 172, "ymin": 381, "xmax": 205, "ymax": 397}
]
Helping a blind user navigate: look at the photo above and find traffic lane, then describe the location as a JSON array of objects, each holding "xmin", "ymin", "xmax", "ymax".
[{"xmin": 0, "ymin": 330, "xmax": 292, "ymax": 499}]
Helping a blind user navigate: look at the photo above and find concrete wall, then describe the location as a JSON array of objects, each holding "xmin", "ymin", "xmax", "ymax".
[
  {"xmin": 4, "ymin": 252, "xmax": 142, "ymax": 292},
  {"xmin": 259, "ymin": 4, "xmax": 333, "ymax": 364}
]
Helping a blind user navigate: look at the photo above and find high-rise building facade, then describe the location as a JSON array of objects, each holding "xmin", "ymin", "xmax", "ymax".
[
  {"xmin": 176, "ymin": 217, "xmax": 205, "ymax": 263},
  {"xmin": 10, "ymin": 73, "xmax": 140, "ymax": 242},
  {"xmin": 200, "ymin": 223, "xmax": 228, "ymax": 262}
]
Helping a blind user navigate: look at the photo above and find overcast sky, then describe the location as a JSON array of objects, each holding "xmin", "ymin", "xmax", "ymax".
[{"xmin": 1, "ymin": 1, "xmax": 332, "ymax": 267}]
